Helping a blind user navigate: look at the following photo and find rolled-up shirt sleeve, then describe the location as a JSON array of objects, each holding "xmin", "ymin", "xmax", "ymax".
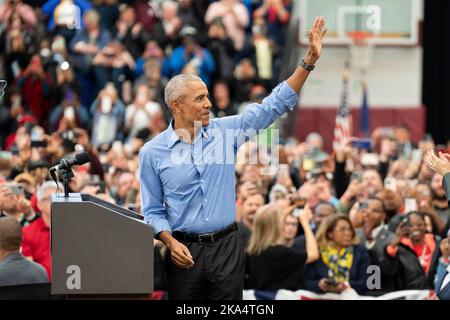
[
  {"xmin": 217, "ymin": 81, "xmax": 298, "ymax": 148},
  {"xmin": 139, "ymin": 149, "xmax": 171, "ymax": 237}
]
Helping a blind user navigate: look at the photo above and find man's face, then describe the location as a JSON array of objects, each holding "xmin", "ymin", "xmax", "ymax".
[
  {"xmin": 242, "ymin": 194, "xmax": 264, "ymax": 226},
  {"xmin": 117, "ymin": 173, "xmax": 134, "ymax": 197},
  {"xmin": 121, "ymin": 8, "xmax": 136, "ymax": 26},
  {"xmin": 162, "ymin": 3, "xmax": 177, "ymax": 20},
  {"xmin": 362, "ymin": 170, "xmax": 383, "ymax": 194},
  {"xmin": 84, "ymin": 14, "xmax": 99, "ymax": 30},
  {"xmin": 283, "ymin": 215, "xmax": 298, "ymax": 241},
  {"xmin": 38, "ymin": 187, "xmax": 57, "ymax": 221},
  {"xmin": 213, "ymin": 83, "xmax": 229, "ymax": 101},
  {"xmin": 175, "ymin": 80, "xmax": 212, "ymax": 127},
  {"xmin": 0, "ymin": 187, "xmax": 18, "ymax": 212},
  {"xmin": 431, "ymin": 173, "xmax": 445, "ymax": 197},
  {"xmin": 363, "ymin": 199, "xmax": 386, "ymax": 229},
  {"xmin": 313, "ymin": 204, "xmax": 335, "ymax": 227}
]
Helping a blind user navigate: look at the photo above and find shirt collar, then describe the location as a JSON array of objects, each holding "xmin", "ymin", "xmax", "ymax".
[
  {"xmin": 166, "ymin": 120, "xmax": 181, "ymax": 149},
  {"xmin": 371, "ymin": 223, "xmax": 385, "ymax": 240},
  {"xmin": 166, "ymin": 120, "xmax": 211, "ymax": 149},
  {"xmin": 2, "ymin": 251, "xmax": 22, "ymax": 262}
]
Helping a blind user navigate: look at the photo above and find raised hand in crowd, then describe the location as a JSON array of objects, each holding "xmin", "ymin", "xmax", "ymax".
[
  {"xmin": 390, "ymin": 219, "xmax": 410, "ymax": 248},
  {"xmin": 349, "ymin": 201, "xmax": 364, "ymax": 229},
  {"xmin": 379, "ymin": 138, "xmax": 397, "ymax": 163},
  {"xmin": 340, "ymin": 179, "xmax": 361, "ymax": 208},
  {"xmin": 333, "ymin": 137, "xmax": 353, "ymax": 163},
  {"xmin": 299, "ymin": 204, "xmax": 320, "ymax": 264}
]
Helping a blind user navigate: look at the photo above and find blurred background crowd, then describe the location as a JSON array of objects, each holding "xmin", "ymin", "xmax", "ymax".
[{"xmin": 0, "ymin": 0, "xmax": 449, "ymax": 299}]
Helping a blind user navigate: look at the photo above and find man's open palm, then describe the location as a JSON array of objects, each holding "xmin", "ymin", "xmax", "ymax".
[{"xmin": 308, "ymin": 16, "xmax": 327, "ymax": 59}]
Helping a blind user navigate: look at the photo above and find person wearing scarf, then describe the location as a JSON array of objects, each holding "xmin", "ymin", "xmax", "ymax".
[{"xmin": 304, "ymin": 214, "xmax": 372, "ymax": 294}]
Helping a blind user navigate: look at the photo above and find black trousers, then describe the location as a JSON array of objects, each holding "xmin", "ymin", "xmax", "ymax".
[{"xmin": 166, "ymin": 227, "xmax": 245, "ymax": 300}]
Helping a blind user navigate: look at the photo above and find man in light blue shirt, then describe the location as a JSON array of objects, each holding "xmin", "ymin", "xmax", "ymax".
[{"xmin": 139, "ymin": 17, "xmax": 328, "ymax": 300}]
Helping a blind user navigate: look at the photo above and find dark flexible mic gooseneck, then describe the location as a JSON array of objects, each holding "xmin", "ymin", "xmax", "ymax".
[
  {"xmin": 50, "ymin": 151, "xmax": 91, "ymax": 197},
  {"xmin": 50, "ymin": 151, "xmax": 91, "ymax": 173}
]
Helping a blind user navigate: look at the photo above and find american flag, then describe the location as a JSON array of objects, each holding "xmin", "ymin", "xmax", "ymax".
[{"xmin": 333, "ymin": 65, "xmax": 352, "ymax": 149}]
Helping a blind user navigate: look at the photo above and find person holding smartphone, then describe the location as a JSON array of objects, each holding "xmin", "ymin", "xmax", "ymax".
[
  {"xmin": 384, "ymin": 211, "xmax": 441, "ymax": 290},
  {"xmin": 304, "ymin": 214, "xmax": 372, "ymax": 294},
  {"xmin": 245, "ymin": 204, "xmax": 318, "ymax": 290}
]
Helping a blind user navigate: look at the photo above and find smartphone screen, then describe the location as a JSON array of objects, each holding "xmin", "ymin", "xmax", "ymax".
[
  {"xmin": 31, "ymin": 140, "xmax": 48, "ymax": 148},
  {"xmin": 352, "ymin": 138, "xmax": 372, "ymax": 150},
  {"xmin": 404, "ymin": 198, "xmax": 417, "ymax": 213},
  {"xmin": 292, "ymin": 208, "xmax": 304, "ymax": 217},
  {"xmin": 101, "ymin": 96, "xmax": 112, "ymax": 113},
  {"xmin": 64, "ymin": 106, "xmax": 75, "ymax": 120},
  {"xmin": 112, "ymin": 140, "xmax": 122, "ymax": 153},
  {"xmin": 359, "ymin": 201, "xmax": 368, "ymax": 210},
  {"xmin": 384, "ymin": 177, "xmax": 397, "ymax": 192}
]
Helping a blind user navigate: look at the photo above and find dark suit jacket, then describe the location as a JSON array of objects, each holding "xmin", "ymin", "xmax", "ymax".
[
  {"xmin": 0, "ymin": 252, "xmax": 48, "ymax": 287},
  {"xmin": 436, "ymin": 172, "xmax": 450, "ymax": 299},
  {"xmin": 357, "ymin": 225, "xmax": 395, "ymax": 294},
  {"xmin": 435, "ymin": 260, "xmax": 450, "ymax": 300}
]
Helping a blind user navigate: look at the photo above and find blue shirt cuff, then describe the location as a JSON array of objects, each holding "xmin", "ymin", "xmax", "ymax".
[
  {"xmin": 275, "ymin": 81, "xmax": 299, "ymax": 111},
  {"xmin": 146, "ymin": 218, "xmax": 172, "ymax": 238}
]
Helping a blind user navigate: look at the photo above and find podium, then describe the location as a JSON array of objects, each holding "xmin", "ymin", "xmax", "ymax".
[{"xmin": 51, "ymin": 193, "xmax": 154, "ymax": 297}]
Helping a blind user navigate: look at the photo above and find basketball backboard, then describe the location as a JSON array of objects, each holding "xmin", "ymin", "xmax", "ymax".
[{"xmin": 298, "ymin": 0, "xmax": 422, "ymax": 46}]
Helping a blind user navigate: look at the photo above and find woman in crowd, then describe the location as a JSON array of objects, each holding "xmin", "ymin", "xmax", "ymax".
[
  {"xmin": 384, "ymin": 211, "xmax": 441, "ymax": 290},
  {"xmin": 89, "ymin": 83, "xmax": 125, "ymax": 146},
  {"xmin": 124, "ymin": 84, "xmax": 163, "ymax": 141},
  {"xmin": 304, "ymin": 214, "xmax": 372, "ymax": 294},
  {"xmin": 245, "ymin": 204, "xmax": 319, "ymax": 290}
]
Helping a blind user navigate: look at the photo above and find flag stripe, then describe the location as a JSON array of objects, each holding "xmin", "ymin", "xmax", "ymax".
[{"xmin": 333, "ymin": 66, "xmax": 352, "ymax": 149}]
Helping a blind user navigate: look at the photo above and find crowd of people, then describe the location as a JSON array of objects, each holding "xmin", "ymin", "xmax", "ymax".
[{"xmin": 0, "ymin": 0, "xmax": 449, "ymax": 300}]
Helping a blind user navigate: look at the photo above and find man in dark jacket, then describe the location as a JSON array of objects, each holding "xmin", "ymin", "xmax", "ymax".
[
  {"xmin": 0, "ymin": 218, "xmax": 48, "ymax": 286},
  {"xmin": 357, "ymin": 197, "xmax": 395, "ymax": 294},
  {"xmin": 426, "ymin": 149, "xmax": 450, "ymax": 299}
]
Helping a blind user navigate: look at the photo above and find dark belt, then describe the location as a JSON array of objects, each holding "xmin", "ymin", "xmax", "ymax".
[{"xmin": 172, "ymin": 222, "xmax": 238, "ymax": 243}]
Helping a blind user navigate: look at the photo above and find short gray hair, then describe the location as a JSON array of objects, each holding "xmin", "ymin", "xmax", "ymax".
[
  {"xmin": 37, "ymin": 180, "xmax": 63, "ymax": 202},
  {"xmin": 162, "ymin": 0, "xmax": 178, "ymax": 11},
  {"xmin": 164, "ymin": 74, "xmax": 202, "ymax": 109}
]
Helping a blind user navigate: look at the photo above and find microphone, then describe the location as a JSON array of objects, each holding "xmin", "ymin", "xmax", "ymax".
[{"xmin": 50, "ymin": 151, "xmax": 90, "ymax": 172}]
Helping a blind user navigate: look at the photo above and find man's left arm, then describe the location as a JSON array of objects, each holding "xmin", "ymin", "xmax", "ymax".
[{"xmin": 218, "ymin": 17, "xmax": 327, "ymax": 135}]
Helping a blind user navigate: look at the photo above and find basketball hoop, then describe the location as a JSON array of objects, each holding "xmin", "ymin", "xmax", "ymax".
[{"xmin": 347, "ymin": 31, "xmax": 374, "ymax": 72}]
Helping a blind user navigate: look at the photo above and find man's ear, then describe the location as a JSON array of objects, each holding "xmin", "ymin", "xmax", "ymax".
[{"xmin": 170, "ymin": 100, "xmax": 180, "ymax": 114}]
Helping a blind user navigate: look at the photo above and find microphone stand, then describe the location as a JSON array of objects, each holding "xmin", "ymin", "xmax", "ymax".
[{"xmin": 58, "ymin": 168, "xmax": 75, "ymax": 198}]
